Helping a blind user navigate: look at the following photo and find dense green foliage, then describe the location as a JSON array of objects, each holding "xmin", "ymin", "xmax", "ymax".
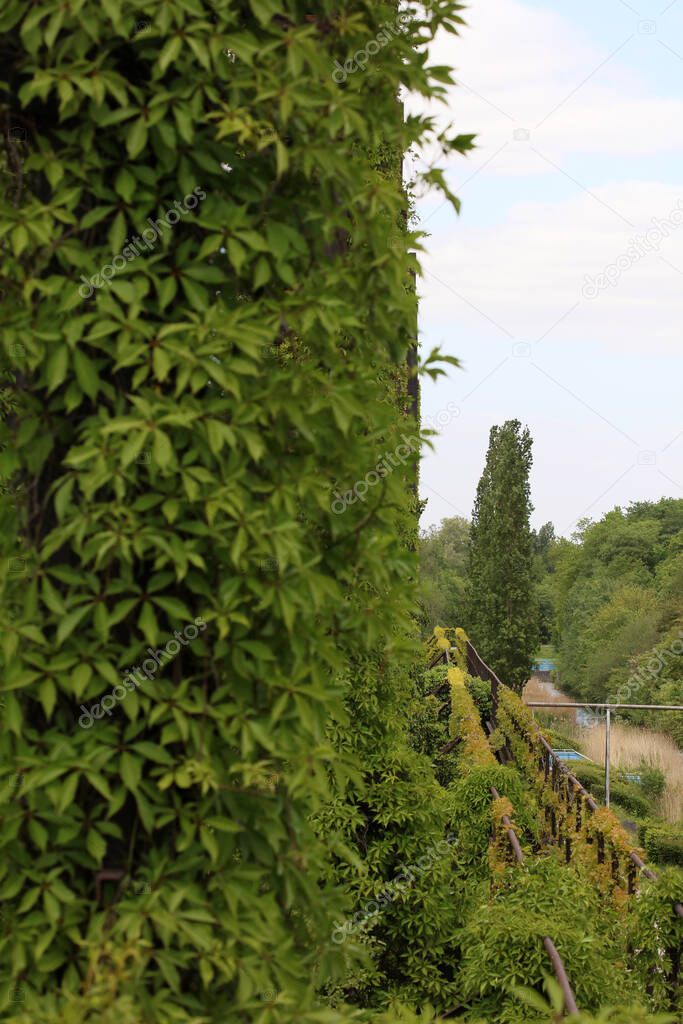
[
  {"xmin": 637, "ymin": 821, "xmax": 683, "ymax": 867},
  {"xmin": 550, "ymin": 499, "xmax": 683, "ymax": 744},
  {"xmin": 418, "ymin": 516, "xmax": 469, "ymax": 632},
  {"xmin": 464, "ymin": 420, "xmax": 538, "ymax": 692},
  {"xmin": 457, "ymin": 858, "xmax": 646, "ymax": 1023},
  {"xmin": 0, "ymin": 0, "xmax": 475, "ymax": 1020}
]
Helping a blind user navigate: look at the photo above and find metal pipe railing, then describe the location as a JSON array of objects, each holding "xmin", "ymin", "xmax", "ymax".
[
  {"xmin": 504, "ymin": 688, "xmax": 683, "ymax": 918},
  {"xmin": 489, "ymin": 785, "xmax": 579, "ymax": 1015},
  {"xmin": 490, "ymin": 786, "xmax": 525, "ymax": 864},
  {"xmin": 466, "ymin": 639, "xmax": 502, "ymax": 723},
  {"xmin": 543, "ymin": 937, "xmax": 579, "ymax": 1016},
  {"xmin": 526, "ymin": 702, "xmax": 683, "ymax": 711},
  {"xmin": 428, "ymin": 633, "xmax": 682, "ymax": 996}
]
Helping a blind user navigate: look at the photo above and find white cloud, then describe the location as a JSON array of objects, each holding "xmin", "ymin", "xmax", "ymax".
[
  {"xmin": 412, "ymin": 0, "xmax": 683, "ymax": 531},
  {"xmin": 410, "ymin": 0, "xmax": 683, "ymax": 174},
  {"xmin": 420, "ymin": 180, "xmax": 683, "ymax": 354}
]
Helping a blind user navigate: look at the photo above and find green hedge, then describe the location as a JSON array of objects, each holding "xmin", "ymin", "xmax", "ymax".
[{"xmin": 637, "ymin": 821, "xmax": 683, "ymax": 867}]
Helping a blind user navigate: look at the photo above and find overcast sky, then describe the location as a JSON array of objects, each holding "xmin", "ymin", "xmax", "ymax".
[{"xmin": 415, "ymin": 0, "xmax": 683, "ymax": 537}]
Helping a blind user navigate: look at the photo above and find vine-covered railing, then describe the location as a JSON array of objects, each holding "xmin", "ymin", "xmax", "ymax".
[
  {"xmin": 490, "ymin": 783, "xmax": 579, "ymax": 1016},
  {"xmin": 431, "ymin": 629, "xmax": 681, "ymax": 910},
  {"xmin": 427, "ymin": 627, "xmax": 502, "ymax": 721},
  {"xmin": 429, "ymin": 641, "xmax": 580, "ymax": 1016},
  {"xmin": 428, "ymin": 626, "xmax": 682, "ymax": 1009},
  {"xmin": 495, "ymin": 684, "xmax": 683, "ymax": 921}
]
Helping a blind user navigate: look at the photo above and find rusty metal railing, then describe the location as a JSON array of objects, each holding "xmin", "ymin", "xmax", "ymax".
[
  {"xmin": 540, "ymin": 725, "xmax": 683, "ymax": 917},
  {"xmin": 427, "ymin": 632, "xmax": 681, "ymax": 1005},
  {"xmin": 466, "ymin": 639, "xmax": 501, "ymax": 724},
  {"xmin": 428, "ymin": 646, "xmax": 580, "ymax": 1016},
  {"xmin": 466, "ymin": 648, "xmax": 683, "ymax": 923},
  {"xmin": 490, "ymin": 784, "xmax": 579, "ymax": 1016}
]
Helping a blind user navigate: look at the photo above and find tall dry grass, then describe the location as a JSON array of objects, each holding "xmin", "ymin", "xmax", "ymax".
[
  {"xmin": 580, "ymin": 723, "xmax": 682, "ymax": 823},
  {"xmin": 523, "ymin": 675, "xmax": 683, "ymax": 823}
]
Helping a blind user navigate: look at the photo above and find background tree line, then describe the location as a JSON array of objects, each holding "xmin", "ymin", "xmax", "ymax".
[{"xmin": 419, "ymin": 492, "xmax": 683, "ymax": 745}]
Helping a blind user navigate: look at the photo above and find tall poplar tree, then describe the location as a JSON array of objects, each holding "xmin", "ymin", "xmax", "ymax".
[{"xmin": 465, "ymin": 420, "xmax": 538, "ymax": 692}]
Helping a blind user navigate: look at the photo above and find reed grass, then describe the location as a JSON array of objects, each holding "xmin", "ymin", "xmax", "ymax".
[{"xmin": 523, "ymin": 676, "xmax": 683, "ymax": 824}]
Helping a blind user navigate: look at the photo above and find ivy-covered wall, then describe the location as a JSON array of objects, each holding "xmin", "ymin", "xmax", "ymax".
[{"xmin": 0, "ymin": 1, "xmax": 472, "ymax": 1020}]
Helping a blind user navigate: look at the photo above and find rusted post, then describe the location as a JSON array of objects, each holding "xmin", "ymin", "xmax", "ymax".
[
  {"xmin": 543, "ymin": 937, "xmax": 579, "ymax": 1016},
  {"xmin": 611, "ymin": 849, "xmax": 620, "ymax": 884},
  {"xmin": 491, "ymin": 786, "xmax": 524, "ymax": 864},
  {"xmin": 627, "ymin": 860, "xmax": 636, "ymax": 895}
]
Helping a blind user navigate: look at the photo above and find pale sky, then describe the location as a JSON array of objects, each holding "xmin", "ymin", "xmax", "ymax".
[{"xmin": 415, "ymin": 0, "xmax": 683, "ymax": 537}]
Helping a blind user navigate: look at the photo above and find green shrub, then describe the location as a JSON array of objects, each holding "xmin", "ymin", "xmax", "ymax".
[
  {"xmin": 637, "ymin": 822, "xmax": 683, "ymax": 867},
  {"xmin": 628, "ymin": 868, "xmax": 683, "ymax": 1012},
  {"xmin": 634, "ymin": 762, "xmax": 666, "ymax": 801},
  {"xmin": 569, "ymin": 762, "xmax": 605, "ymax": 790},
  {"xmin": 318, "ymin": 740, "xmax": 466, "ymax": 1010},
  {"xmin": 569, "ymin": 763, "xmax": 651, "ymax": 818},
  {"xmin": 406, "ymin": 692, "xmax": 457, "ymax": 787},
  {"xmin": 607, "ymin": 782, "xmax": 651, "ymax": 818},
  {"xmin": 418, "ymin": 664, "xmax": 449, "ymax": 697},
  {"xmin": 457, "ymin": 858, "xmax": 646, "ymax": 1023}
]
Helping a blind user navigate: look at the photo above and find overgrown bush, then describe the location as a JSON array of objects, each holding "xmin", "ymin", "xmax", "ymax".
[
  {"xmin": 448, "ymin": 677, "xmax": 497, "ymax": 771},
  {"xmin": 634, "ymin": 762, "xmax": 666, "ymax": 801},
  {"xmin": 418, "ymin": 664, "xmax": 449, "ymax": 698},
  {"xmin": 569, "ymin": 763, "xmax": 651, "ymax": 818},
  {"xmin": 457, "ymin": 858, "xmax": 647, "ymax": 1023},
  {"xmin": 628, "ymin": 868, "xmax": 683, "ymax": 1011}
]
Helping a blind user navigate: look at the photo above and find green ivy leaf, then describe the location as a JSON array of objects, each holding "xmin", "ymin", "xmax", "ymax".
[
  {"xmin": 127, "ymin": 117, "xmax": 148, "ymax": 158},
  {"xmin": 56, "ymin": 605, "xmax": 90, "ymax": 645}
]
